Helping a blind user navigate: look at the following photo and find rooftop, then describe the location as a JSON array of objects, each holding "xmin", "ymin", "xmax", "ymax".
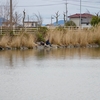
[
  {"xmin": 24, "ymin": 21, "xmax": 38, "ymax": 23},
  {"xmin": 69, "ymin": 13, "xmax": 94, "ymax": 18}
]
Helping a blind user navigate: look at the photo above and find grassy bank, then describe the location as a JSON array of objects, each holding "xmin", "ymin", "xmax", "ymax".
[
  {"xmin": 46, "ymin": 26, "xmax": 100, "ymax": 46},
  {"xmin": 0, "ymin": 32, "xmax": 36, "ymax": 49},
  {"xmin": 0, "ymin": 26, "xmax": 100, "ymax": 49}
]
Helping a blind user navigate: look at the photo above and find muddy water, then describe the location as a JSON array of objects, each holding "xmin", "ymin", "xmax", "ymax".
[{"xmin": 0, "ymin": 48, "xmax": 100, "ymax": 100}]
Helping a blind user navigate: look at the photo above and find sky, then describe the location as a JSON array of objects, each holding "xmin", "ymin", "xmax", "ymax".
[{"xmin": 0, "ymin": 0, "xmax": 100, "ymax": 24}]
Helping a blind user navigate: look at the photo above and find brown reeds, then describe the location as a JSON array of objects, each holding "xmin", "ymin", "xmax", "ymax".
[
  {"xmin": 46, "ymin": 26, "xmax": 100, "ymax": 46},
  {"xmin": 0, "ymin": 32, "xmax": 36, "ymax": 49},
  {"xmin": 0, "ymin": 35, "xmax": 11, "ymax": 47},
  {"xmin": 10, "ymin": 32, "xmax": 36, "ymax": 49},
  {"xmin": 10, "ymin": 35, "xmax": 21, "ymax": 49},
  {"xmin": 0, "ymin": 26, "xmax": 100, "ymax": 49},
  {"xmin": 21, "ymin": 32, "xmax": 35, "ymax": 49}
]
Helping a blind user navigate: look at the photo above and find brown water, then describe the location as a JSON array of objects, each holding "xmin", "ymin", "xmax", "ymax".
[{"xmin": 0, "ymin": 48, "xmax": 100, "ymax": 100}]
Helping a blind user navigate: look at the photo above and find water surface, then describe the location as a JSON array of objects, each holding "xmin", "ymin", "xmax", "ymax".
[{"xmin": 0, "ymin": 48, "xmax": 100, "ymax": 100}]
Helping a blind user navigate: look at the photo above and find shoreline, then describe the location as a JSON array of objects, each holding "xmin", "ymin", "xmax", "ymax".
[
  {"xmin": 1, "ymin": 26, "xmax": 100, "ymax": 51},
  {"xmin": 0, "ymin": 42, "xmax": 100, "ymax": 51}
]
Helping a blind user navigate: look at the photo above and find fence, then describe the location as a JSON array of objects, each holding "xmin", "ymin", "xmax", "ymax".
[
  {"xmin": 0, "ymin": 26, "xmax": 38, "ymax": 35},
  {"xmin": 0, "ymin": 26, "xmax": 86, "ymax": 35},
  {"xmin": 47, "ymin": 26, "xmax": 80, "ymax": 30}
]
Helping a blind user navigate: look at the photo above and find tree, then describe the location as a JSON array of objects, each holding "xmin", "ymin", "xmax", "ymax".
[
  {"xmin": 54, "ymin": 11, "xmax": 60, "ymax": 25},
  {"xmin": 13, "ymin": 12, "xmax": 22, "ymax": 26},
  {"xmin": 65, "ymin": 20, "xmax": 76, "ymax": 27},
  {"xmin": 0, "ymin": 1, "xmax": 10, "ymax": 21},
  {"xmin": 33, "ymin": 12, "xmax": 43, "ymax": 27},
  {"xmin": 63, "ymin": 12, "xmax": 66, "ymax": 24},
  {"xmin": 91, "ymin": 15, "xmax": 100, "ymax": 26},
  {"xmin": 0, "ymin": 0, "xmax": 22, "ymax": 26},
  {"xmin": 22, "ymin": 10, "xmax": 26, "ymax": 27}
]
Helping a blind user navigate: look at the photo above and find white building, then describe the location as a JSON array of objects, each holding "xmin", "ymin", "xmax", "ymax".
[
  {"xmin": 68, "ymin": 13, "xmax": 94, "ymax": 29},
  {"xmin": 24, "ymin": 21, "xmax": 38, "ymax": 27}
]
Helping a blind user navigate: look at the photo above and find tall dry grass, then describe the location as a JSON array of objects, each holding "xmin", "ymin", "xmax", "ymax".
[
  {"xmin": 0, "ymin": 26, "xmax": 100, "ymax": 49},
  {"xmin": 46, "ymin": 26, "xmax": 100, "ymax": 46},
  {"xmin": 11, "ymin": 32, "xmax": 36, "ymax": 49},
  {"xmin": 0, "ymin": 32, "xmax": 36, "ymax": 49},
  {"xmin": 0, "ymin": 35, "xmax": 11, "ymax": 47}
]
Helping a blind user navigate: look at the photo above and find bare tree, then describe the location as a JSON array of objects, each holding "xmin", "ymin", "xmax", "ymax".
[
  {"xmin": 0, "ymin": 1, "xmax": 10, "ymax": 21},
  {"xmin": 33, "ymin": 12, "xmax": 43, "ymax": 26},
  {"xmin": 63, "ymin": 12, "xmax": 66, "ymax": 24},
  {"xmin": 13, "ymin": 12, "xmax": 22, "ymax": 26},
  {"xmin": 0, "ymin": 0, "xmax": 21, "ymax": 26},
  {"xmin": 95, "ymin": 11, "xmax": 100, "ymax": 17},
  {"xmin": 54, "ymin": 11, "xmax": 60, "ymax": 25},
  {"xmin": 22, "ymin": 9, "xmax": 26, "ymax": 27}
]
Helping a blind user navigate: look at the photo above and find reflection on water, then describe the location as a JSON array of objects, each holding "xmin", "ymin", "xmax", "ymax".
[
  {"xmin": 0, "ymin": 48, "xmax": 100, "ymax": 67},
  {"xmin": 0, "ymin": 48, "xmax": 100, "ymax": 100},
  {"xmin": 1, "ymin": 48, "xmax": 100, "ymax": 58}
]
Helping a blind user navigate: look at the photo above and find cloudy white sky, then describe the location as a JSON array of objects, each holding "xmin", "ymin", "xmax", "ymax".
[{"xmin": 0, "ymin": 0, "xmax": 100, "ymax": 24}]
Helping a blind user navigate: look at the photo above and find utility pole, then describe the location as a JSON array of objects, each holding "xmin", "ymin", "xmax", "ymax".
[
  {"xmin": 10, "ymin": 0, "xmax": 12, "ymax": 28},
  {"xmin": 65, "ymin": 0, "xmax": 68, "ymax": 22},
  {"xmin": 28, "ymin": 15, "xmax": 29, "ymax": 22},
  {"xmin": 51, "ymin": 16, "xmax": 54, "ymax": 25},
  {"xmin": 80, "ymin": 0, "xmax": 82, "ymax": 29}
]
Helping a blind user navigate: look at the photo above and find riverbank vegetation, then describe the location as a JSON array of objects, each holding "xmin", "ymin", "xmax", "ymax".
[
  {"xmin": 0, "ymin": 32, "xmax": 35, "ymax": 49},
  {"xmin": 47, "ymin": 25, "xmax": 100, "ymax": 46},
  {"xmin": 0, "ymin": 25, "xmax": 100, "ymax": 50}
]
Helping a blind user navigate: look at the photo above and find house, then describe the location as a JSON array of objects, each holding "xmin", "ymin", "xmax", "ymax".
[
  {"xmin": 24, "ymin": 21, "xmax": 38, "ymax": 27},
  {"xmin": 2, "ymin": 21, "xmax": 16, "ymax": 27},
  {"xmin": 45, "ymin": 24, "xmax": 53, "ymax": 28},
  {"xmin": 68, "ymin": 13, "xmax": 94, "ymax": 29}
]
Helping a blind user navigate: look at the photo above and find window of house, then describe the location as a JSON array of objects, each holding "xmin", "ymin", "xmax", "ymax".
[
  {"xmin": 32, "ymin": 23, "xmax": 33, "ymax": 26},
  {"xmin": 86, "ymin": 22, "xmax": 89, "ymax": 25}
]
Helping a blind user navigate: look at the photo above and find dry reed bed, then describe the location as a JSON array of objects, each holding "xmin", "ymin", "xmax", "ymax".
[
  {"xmin": 0, "ymin": 32, "xmax": 36, "ymax": 49},
  {"xmin": 46, "ymin": 27, "xmax": 100, "ymax": 46},
  {"xmin": 0, "ymin": 26, "xmax": 100, "ymax": 49}
]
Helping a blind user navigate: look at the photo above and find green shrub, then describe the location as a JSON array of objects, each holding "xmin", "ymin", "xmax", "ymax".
[
  {"xmin": 38, "ymin": 27, "xmax": 48, "ymax": 36},
  {"xmin": 36, "ymin": 27, "xmax": 48, "ymax": 42},
  {"xmin": 36, "ymin": 32, "xmax": 45, "ymax": 42},
  {"xmin": 56, "ymin": 26, "xmax": 64, "ymax": 31},
  {"xmin": 65, "ymin": 21, "xmax": 76, "ymax": 27},
  {"xmin": 91, "ymin": 16, "xmax": 100, "ymax": 26},
  {"xmin": 10, "ymin": 31, "xmax": 14, "ymax": 35}
]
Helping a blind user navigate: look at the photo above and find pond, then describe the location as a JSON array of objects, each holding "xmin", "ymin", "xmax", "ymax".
[{"xmin": 0, "ymin": 48, "xmax": 100, "ymax": 100}]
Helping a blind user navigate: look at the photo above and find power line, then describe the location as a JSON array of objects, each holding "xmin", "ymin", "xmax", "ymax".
[
  {"xmin": 16, "ymin": 3, "xmax": 100, "ymax": 9},
  {"xmin": 15, "ymin": 3, "xmax": 64, "ymax": 7},
  {"xmin": 51, "ymin": 0, "xmax": 100, "ymax": 4},
  {"xmin": 0, "ymin": 3, "xmax": 64, "ymax": 7},
  {"xmin": 0, "ymin": 2, "xmax": 100, "ymax": 9},
  {"xmin": 67, "ymin": 0, "xmax": 100, "ymax": 3},
  {"xmin": 68, "ymin": 3, "xmax": 100, "ymax": 9}
]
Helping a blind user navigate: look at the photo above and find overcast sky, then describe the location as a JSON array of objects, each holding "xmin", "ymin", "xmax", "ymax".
[{"xmin": 0, "ymin": 0, "xmax": 100, "ymax": 24}]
